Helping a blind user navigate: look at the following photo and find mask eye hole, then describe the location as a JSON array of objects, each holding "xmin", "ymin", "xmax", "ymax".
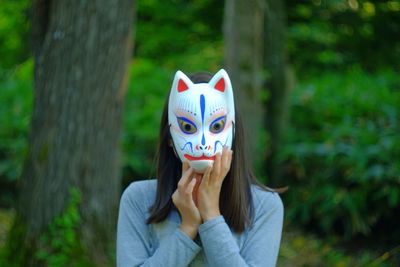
[
  {"xmin": 177, "ymin": 117, "xmax": 197, "ymax": 134},
  {"xmin": 209, "ymin": 116, "xmax": 226, "ymax": 134}
]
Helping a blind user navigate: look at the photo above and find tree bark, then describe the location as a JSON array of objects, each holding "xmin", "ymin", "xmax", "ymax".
[
  {"xmin": 11, "ymin": 0, "xmax": 134, "ymax": 265},
  {"xmin": 264, "ymin": 0, "xmax": 293, "ymax": 186},
  {"xmin": 223, "ymin": 0, "xmax": 264, "ymax": 166}
]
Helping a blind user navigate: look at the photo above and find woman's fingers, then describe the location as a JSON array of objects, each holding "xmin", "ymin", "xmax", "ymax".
[
  {"xmin": 178, "ymin": 167, "xmax": 194, "ymax": 191},
  {"xmin": 201, "ymin": 165, "xmax": 213, "ymax": 187},
  {"xmin": 186, "ymin": 178, "xmax": 197, "ymax": 195},
  {"xmin": 222, "ymin": 146, "xmax": 230, "ymax": 169},
  {"xmin": 211, "ymin": 146, "xmax": 232, "ymax": 181},
  {"xmin": 186, "ymin": 178, "xmax": 198, "ymax": 205},
  {"xmin": 212, "ymin": 152, "xmax": 222, "ymax": 179},
  {"xmin": 223, "ymin": 148, "xmax": 233, "ymax": 174}
]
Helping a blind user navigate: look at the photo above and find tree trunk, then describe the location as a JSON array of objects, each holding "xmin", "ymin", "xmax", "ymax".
[
  {"xmin": 263, "ymin": 0, "xmax": 293, "ymax": 186},
  {"xmin": 223, "ymin": 0, "xmax": 264, "ymax": 167},
  {"xmin": 9, "ymin": 0, "xmax": 134, "ymax": 265}
]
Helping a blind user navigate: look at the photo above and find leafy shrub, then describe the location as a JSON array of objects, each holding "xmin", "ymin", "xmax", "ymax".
[
  {"xmin": 281, "ymin": 67, "xmax": 400, "ymax": 240},
  {"xmin": 0, "ymin": 188, "xmax": 94, "ymax": 267},
  {"xmin": 34, "ymin": 188, "xmax": 92, "ymax": 267},
  {"xmin": 0, "ymin": 60, "xmax": 33, "ymax": 207},
  {"xmin": 123, "ymin": 59, "xmax": 173, "ymax": 181},
  {"xmin": 0, "ymin": 0, "xmax": 30, "ymax": 69},
  {"xmin": 287, "ymin": 1, "xmax": 400, "ymax": 73},
  {"xmin": 135, "ymin": 0, "xmax": 223, "ymax": 64}
]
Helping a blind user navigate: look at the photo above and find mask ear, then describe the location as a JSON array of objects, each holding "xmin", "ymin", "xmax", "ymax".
[
  {"xmin": 208, "ymin": 69, "xmax": 231, "ymax": 92},
  {"xmin": 172, "ymin": 70, "xmax": 194, "ymax": 93},
  {"xmin": 208, "ymin": 69, "xmax": 235, "ymax": 123}
]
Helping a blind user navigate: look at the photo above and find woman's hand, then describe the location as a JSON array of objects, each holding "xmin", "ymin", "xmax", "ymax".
[
  {"xmin": 172, "ymin": 161, "xmax": 202, "ymax": 239},
  {"xmin": 197, "ymin": 146, "xmax": 233, "ymax": 222}
]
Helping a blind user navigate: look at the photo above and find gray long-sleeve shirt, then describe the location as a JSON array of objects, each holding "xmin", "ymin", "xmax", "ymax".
[{"xmin": 117, "ymin": 179, "xmax": 283, "ymax": 267}]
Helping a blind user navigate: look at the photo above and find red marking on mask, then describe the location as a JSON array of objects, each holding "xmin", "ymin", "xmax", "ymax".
[
  {"xmin": 184, "ymin": 154, "xmax": 216, "ymax": 161},
  {"xmin": 214, "ymin": 78, "xmax": 225, "ymax": 92},
  {"xmin": 178, "ymin": 79, "xmax": 189, "ymax": 92}
]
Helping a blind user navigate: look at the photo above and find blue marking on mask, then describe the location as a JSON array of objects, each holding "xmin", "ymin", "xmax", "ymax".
[
  {"xmin": 180, "ymin": 142, "xmax": 193, "ymax": 153},
  {"xmin": 200, "ymin": 94, "xmax": 205, "ymax": 123}
]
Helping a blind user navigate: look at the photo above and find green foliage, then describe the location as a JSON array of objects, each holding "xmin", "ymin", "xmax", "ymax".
[
  {"xmin": 0, "ymin": 215, "xmax": 28, "ymax": 267},
  {"xmin": 123, "ymin": 59, "xmax": 173, "ymax": 179},
  {"xmin": 287, "ymin": 0, "xmax": 400, "ymax": 73},
  {"xmin": 34, "ymin": 188, "xmax": 92, "ymax": 267},
  {"xmin": 0, "ymin": 0, "xmax": 30, "ymax": 69},
  {"xmin": 281, "ymin": 67, "xmax": 400, "ymax": 240},
  {"xmin": 0, "ymin": 188, "xmax": 91, "ymax": 267},
  {"xmin": 136, "ymin": 0, "xmax": 223, "ymax": 66},
  {"xmin": 0, "ymin": 60, "xmax": 32, "ymax": 206}
]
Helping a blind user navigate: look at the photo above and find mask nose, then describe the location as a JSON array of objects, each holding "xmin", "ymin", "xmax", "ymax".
[{"xmin": 196, "ymin": 145, "xmax": 211, "ymax": 152}]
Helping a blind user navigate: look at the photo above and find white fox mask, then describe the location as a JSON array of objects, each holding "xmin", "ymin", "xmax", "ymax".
[{"xmin": 168, "ymin": 69, "xmax": 235, "ymax": 173}]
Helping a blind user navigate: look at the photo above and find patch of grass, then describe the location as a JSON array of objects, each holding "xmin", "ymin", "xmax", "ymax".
[
  {"xmin": 0, "ymin": 209, "xmax": 15, "ymax": 248},
  {"xmin": 279, "ymin": 228, "xmax": 398, "ymax": 267}
]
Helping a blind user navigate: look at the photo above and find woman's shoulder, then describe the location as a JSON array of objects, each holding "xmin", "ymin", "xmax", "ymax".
[
  {"xmin": 124, "ymin": 178, "xmax": 157, "ymax": 192},
  {"xmin": 250, "ymin": 184, "xmax": 284, "ymax": 218},
  {"xmin": 121, "ymin": 179, "xmax": 157, "ymax": 208}
]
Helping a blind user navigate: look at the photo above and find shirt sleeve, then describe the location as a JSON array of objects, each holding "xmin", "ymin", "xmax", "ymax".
[
  {"xmin": 198, "ymin": 192, "xmax": 284, "ymax": 267},
  {"xmin": 117, "ymin": 182, "xmax": 201, "ymax": 267}
]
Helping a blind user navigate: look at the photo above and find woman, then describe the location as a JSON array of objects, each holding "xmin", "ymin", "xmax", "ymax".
[{"xmin": 117, "ymin": 69, "xmax": 284, "ymax": 267}]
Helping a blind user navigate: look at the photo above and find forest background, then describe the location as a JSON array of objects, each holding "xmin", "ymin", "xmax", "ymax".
[{"xmin": 0, "ymin": 0, "xmax": 399, "ymax": 266}]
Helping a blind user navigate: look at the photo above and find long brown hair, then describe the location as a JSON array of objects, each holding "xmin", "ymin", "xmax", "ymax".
[{"xmin": 147, "ymin": 72, "xmax": 262, "ymax": 233}]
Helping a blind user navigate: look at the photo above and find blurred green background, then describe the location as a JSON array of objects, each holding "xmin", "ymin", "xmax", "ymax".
[{"xmin": 0, "ymin": 0, "xmax": 399, "ymax": 266}]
